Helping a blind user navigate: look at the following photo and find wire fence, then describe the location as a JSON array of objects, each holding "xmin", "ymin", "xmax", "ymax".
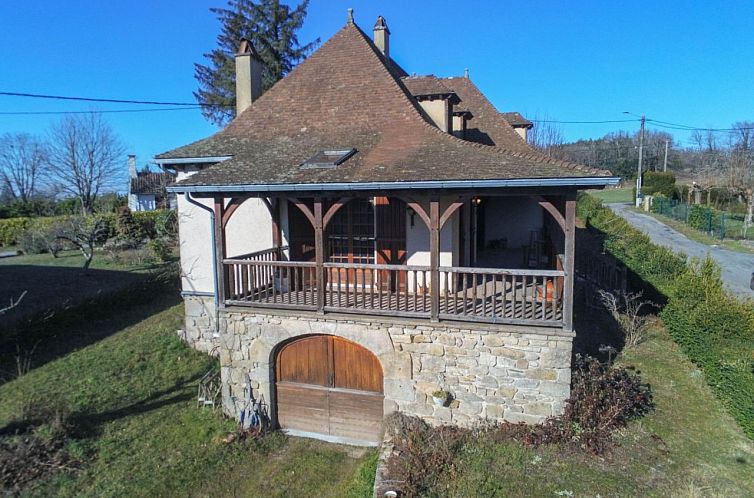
[{"xmin": 651, "ymin": 197, "xmax": 754, "ymax": 241}]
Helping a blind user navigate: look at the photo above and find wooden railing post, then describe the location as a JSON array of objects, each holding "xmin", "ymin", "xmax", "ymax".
[
  {"xmin": 430, "ymin": 199, "xmax": 440, "ymax": 321},
  {"xmin": 563, "ymin": 193, "xmax": 576, "ymax": 331},
  {"xmin": 214, "ymin": 197, "xmax": 227, "ymax": 306},
  {"xmin": 314, "ymin": 198, "xmax": 325, "ymax": 313}
]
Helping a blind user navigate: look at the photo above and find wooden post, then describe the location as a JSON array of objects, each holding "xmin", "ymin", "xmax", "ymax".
[
  {"xmin": 430, "ymin": 199, "xmax": 440, "ymax": 321},
  {"xmin": 271, "ymin": 197, "xmax": 282, "ymax": 252},
  {"xmin": 562, "ymin": 193, "xmax": 576, "ymax": 331},
  {"xmin": 214, "ymin": 197, "xmax": 227, "ymax": 306},
  {"xmin": 314, "ymin": 198, "xmax": 325, "ymax": 313}
]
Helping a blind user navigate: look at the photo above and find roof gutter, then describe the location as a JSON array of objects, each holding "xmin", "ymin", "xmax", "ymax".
[
  {"xmin": 183, "ymin": 193, "xmax": 221, "ymax": 338},
  {"xmin": 167, "ymin": 176, "xmax": 620, "ymax": 194}
]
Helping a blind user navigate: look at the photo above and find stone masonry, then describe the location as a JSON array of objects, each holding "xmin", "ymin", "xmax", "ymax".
[
  {"xmin": 193, "ymin": 306, "xmax": 574, "ymax": 428},
  {"xmin": 182, "ymin": 295, "xmax": 218, "ymax": 353}
]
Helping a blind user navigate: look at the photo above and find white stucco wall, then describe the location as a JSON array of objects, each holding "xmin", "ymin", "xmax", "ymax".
[
  {"xmin": 177, "ymin": 194, "xmax": 215, "ymax": 294},
  {"xmin": 175, "ymin": 166, "xmax": 281, "ymax": 295},
  {"xmin": 406, "ymin": 197, "xmax": 459, "ymax": 291},
  {"xmin": 483, "ymin": 196, "xmax": 543, "ymax": 249},
  {"xmin": 225, "ymin": 198, "xmax": 274, "ymax": 258}
]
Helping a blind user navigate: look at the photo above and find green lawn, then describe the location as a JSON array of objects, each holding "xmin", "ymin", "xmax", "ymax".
[
  {"xmin": 415, "ymin": 324, "xmax": 754, "ymax": 497},
  {"xmin": 0, "ymin": 299, "xmax": 376, "ymax": 497},
  {"xmin": 0, "ymin": 249, "xmax": 168, "ymax": 327},
  {"xmin": 586, "ymin": 187, "xmax": 633, "ymax": 204}
]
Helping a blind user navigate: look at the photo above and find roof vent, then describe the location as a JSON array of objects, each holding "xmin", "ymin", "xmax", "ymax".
[{"xmin": 301, "ymin": 148, "xmax": 357, "ymax": 169}]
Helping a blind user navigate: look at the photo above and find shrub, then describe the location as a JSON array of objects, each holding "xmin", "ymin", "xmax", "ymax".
[
  {"xmin": 0, "ymin": 217, "xmax": 32, "ymax": 246},
  {"xmin": 489, "ymin": 355, "xmax": 653, "ymax": 454},
  {"xmin": 133, "ymin": 211, "xmax": 162, "ymax": 239},
  {"xmin": 661, "ymin": 258, "xmax": 754, "ymax": 437},
  {"xmin": 116, "ymin": 207, "xmax": 141, "ymax": 244},
  {"xmin": 154, "ymin": 209, "xmax": 177, "ymax": 240},
  {"xmin": 579, "ymin": 192, "xmax": 754, "ymax": 439},
  {"xmin": 147, "ymin": 238, "xmax": 173, "ymax": 262},
  {"xmin": 687, "ymin": 205, "xmax": 719, "ymax": 233},
  {"xmin": 385, "ymin": 357, "xmax": 653, "ymax": 494},
  {"xmin": 642, "ymin": 171, "xmax": 676, "ymax": 197}
]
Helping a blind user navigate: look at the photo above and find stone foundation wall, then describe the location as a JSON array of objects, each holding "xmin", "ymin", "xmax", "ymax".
[
  {"xmin": 213, "ymin": 307, "xmax": 573, "ymax": 428},
  {"xmin": 181, "ymin": 295, "xmax": 218, "ymax": 353}
]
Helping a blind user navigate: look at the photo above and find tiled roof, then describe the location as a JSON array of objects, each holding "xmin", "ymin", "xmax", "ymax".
[
  {"xmin": 130, "ymin": 172, "xmax": 175, "ymax": 195},
  {"xmin": 401, "ymin": 75, "xmax": 457, "ymax": 99},
  {"xmin": 502, "ymin": 111, "xmax": 533, "ymax": 128},
  {"xmin": 442, "ymin": 77, "xmax": 533, "ymax": 151},
  {"xmin": 158, "ymin": 21, "xmax": 610, "ymax": 188}
]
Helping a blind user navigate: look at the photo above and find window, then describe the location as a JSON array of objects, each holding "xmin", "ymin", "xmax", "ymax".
[
  {"xmin": 327, "ymin": 199, "xmax": 375, "ymax": 264},
  {"xmin": 300, "ymin": 148, "xmax": 357, "ymax": 169}
]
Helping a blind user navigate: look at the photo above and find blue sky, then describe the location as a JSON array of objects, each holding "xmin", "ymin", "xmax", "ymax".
[{"xmin": 1, "ymin": 1, "xmax": 752, "ymax": 170}]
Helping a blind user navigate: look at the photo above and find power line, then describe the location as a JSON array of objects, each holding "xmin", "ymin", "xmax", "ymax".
[
  {"xmin": 0, "ymin": 91, "xmax": 231, "ymax": 107},
  {"xmin": 2, "ymin": 90, "xmax": 751, "ymax": 130},
  {"xmin": 0, "ymin": 106, "xmax": 203, "ymax": 116},
  {"xmin": 531, "ymin": 118, "xmax": 640, "ymax": 124}
]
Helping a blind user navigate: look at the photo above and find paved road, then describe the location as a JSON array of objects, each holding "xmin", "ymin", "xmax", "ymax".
[{"xmin": 609, "ymin": 203, "xmax": 754, "ymax": 299}]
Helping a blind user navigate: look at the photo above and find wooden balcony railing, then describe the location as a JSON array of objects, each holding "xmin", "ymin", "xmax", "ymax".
[
  {"xmin": 438, "ymin": 267, "xmax": 564, "ymax": 325},
  {"xmin": 222, "ymin": 255, "xmax": 565, "ymax": 327}
]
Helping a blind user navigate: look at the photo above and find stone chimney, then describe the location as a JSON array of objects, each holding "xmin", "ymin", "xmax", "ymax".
[
  {"xmin": 235, "ymin": 38, "xmax": 262, "ymax": 117},
  {"xmin": 128, "ymin": 154, "xmax": 137, "ymax": 179},
  {"xmin": 373, "ymin": 16, "xmax": 390, "ymax": 58}
]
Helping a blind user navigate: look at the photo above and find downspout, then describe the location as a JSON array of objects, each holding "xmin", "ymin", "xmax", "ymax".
[{"xmin": 184, "ymin": 193, "xmax": 220, "ymax": 337}]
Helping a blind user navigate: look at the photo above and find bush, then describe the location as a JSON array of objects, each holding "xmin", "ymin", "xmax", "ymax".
[
  {"xmin": 0, "ymin": 217, "xmax": 32, "ymax": 246},
  {"xmin": 579, "ymin": 192, "xmax": 754, "ymax": 439},
  {"xmin": 687, "ymin": 205, "xmax": 719, "ymax": 233},
  {"xmin": 661, "ymin": 259, "xmax": 754, "ymax": 437},
  {"xmin": 116, "ymin": 207, "xmax": 141, "ymax": 244},
  {"xmin": 154, "ymin": 209, "xmax": 177, "ymax": 240},
  {"xmin": 147, "ymin": 238, "xmax": 173, "ymax": 262},
  {"xmin": 133, "ymin": 211, "xmax": 163, "ymax": 239},
  {"xmin": 385, "ymin": 357, "xmax": 653, "ymax": 494},
  {"xmin": 642, "ymin": 171, "xmax": 676, "ymax": 197},
  {"xmin": 17, "ymin": 219, "xmax": 66, "ymax": 256}
]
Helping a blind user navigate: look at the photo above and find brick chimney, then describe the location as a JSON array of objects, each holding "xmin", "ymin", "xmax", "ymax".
[
  {"xmin": 235, "ymin": 38, "xmax": 262, "ymax": 117},
  {"xmin": 373, "ymin": 16, "xmax": 390, "ymax": 58}
]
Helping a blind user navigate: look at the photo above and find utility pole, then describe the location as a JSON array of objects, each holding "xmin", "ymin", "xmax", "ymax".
[
  {"xmin": 663, "ymin": 139, "xmax": 669, "ymax": 172},
  {"xmin": 636, "ymin": 115, "xmax": 645, "ymax": 206},
  {"xmin": 623, "ymin": 111, "xmax": 647, "ymax": 206}
]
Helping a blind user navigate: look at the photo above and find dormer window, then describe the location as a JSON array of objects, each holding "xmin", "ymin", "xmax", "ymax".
[{"xmin": 301, "ymin": 148, "xmax": 357, "ymax": 169}]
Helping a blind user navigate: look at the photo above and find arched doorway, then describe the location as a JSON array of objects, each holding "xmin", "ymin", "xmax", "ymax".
[{"xmin": 275, "ymin": 335, "xmax": 384, "ymax": 445}]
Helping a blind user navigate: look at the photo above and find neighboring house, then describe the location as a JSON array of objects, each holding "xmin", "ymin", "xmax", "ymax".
[
  {"xmin": 157, "ymin": 13, "xmax": 618, "ymax": 446},
  {"xmin": 127, "ymin": 155, "xmax": 176, "ymax": 211}
]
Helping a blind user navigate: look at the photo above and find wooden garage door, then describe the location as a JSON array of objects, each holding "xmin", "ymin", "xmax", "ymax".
[{"xmin": 275, "ymin": 335, "xmax": 384, "ymax": 445}]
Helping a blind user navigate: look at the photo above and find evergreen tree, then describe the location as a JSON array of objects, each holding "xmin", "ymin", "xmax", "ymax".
[{"xmin": 194, "ymin": 0, "xmax": 318, "ymax": 126}]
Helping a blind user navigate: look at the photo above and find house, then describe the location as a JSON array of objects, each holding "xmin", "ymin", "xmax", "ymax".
[
  {"xmin": 127, "ymin": 155, "xmax": 176, "ymax": 211},
  {"xmin": 157, "ymin": 12, "xmax": 618, "ymax": 446}
]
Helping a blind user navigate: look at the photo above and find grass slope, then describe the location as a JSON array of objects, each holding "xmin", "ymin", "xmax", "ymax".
[
  {"xmin": 0, "ymin": 299, "xmax": 376, "ymax": 497},
  {"xmin": 431, "ymin": 326, "xmax": 754, "ymax": 497},
  {"xmin": 586, "ymin": 187, "xmax": 633, "ymax": 204}
]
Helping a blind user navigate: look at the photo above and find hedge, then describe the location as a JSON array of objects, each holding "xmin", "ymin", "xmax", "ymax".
[
  {"xmin": 0, "ymin": 210, "xmax": 174, "ymax": 247},
  {"xmin": 642, "ymin": 171, "xmax": 676, "ymax": 197},
  {"xmin": 579, "ymin": 192, "xmax": 754, "ymax": 439}
]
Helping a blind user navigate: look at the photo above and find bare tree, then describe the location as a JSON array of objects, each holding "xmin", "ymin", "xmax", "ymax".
[
  {"xmin": 47, "ymin": 113, "xmax": 125, "ymax": 213},
  {"xmin": 725, "ymin": 121, "xmax": 754, "ymax": 230},
  {"xmin": 598, "ymin": 289, "xmax": 654, "ymax": 348},
  {"xmin": 0, "ymin": 133, "xmax": 47, "ymax": 202},
  {"xmin": 54, "ymin": 216, "xmax": 109, "ymax": 271},
  {"xmin": 527, "ymin": 113, "xmax": 565, "ymax": 158}
]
